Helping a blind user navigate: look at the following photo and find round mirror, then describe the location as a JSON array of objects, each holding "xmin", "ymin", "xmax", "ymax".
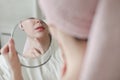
[{"xmin": 11, "ymin": 17, "xmax": 52, "ymax": 68}]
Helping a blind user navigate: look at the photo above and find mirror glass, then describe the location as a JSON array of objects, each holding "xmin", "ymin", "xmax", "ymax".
[{"xmin": 11, "ymin": 18, "xmax": 52, "ymax": 68}]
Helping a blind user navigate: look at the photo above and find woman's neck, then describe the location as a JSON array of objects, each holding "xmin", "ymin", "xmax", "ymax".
[{"xmin": 28, "ymin": 34, "xmax": 51, "ymax": 54}]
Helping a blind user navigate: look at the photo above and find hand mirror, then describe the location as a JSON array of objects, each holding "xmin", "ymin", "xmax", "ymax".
[{"xmin": 11, "ymin": 17, "xmax": 52, "ymax": 68}]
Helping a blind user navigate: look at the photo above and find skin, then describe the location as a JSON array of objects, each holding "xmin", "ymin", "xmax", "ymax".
[
  {"xmin": 0, "ymin": 38, "xmax": 23, "ymax": 80},
  {"xmin": 49, "ymin": 24, "xmax": 87, "ymax": 80},
  {"xmin": 20, "ymin": 18, "xmax": 51, "ymax": 58},
  {"xmin": 20, "ymin": 18, "xmax": 49, "ymax": 39}
]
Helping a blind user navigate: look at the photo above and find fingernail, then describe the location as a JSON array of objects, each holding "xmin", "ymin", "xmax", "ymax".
[{"xmin": 9, "ymin": 38, "xmax": 14, "ymax": 44}]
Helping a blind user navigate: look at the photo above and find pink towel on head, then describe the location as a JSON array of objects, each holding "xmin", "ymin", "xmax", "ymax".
[{"xmin": 39, "ymin": 0, "xmax": 98, "ymax": 39}]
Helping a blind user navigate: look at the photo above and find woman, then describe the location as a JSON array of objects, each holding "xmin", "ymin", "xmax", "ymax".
[
  {"xmin": 1, "ymin": 0, "xmax": 97, "ymax": 80},
  {"xmin": 19, "ymin": 17, "xmax": 51, "ymax": 58},
  {"xmin": 2, "ymin": 0, "xmax": 120, "ymax": 80},
  {"xmin": 0, "ymin": 18, "xmax": 62, "ymax": 80}
]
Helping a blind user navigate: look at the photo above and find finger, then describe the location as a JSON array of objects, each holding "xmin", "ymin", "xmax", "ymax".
[
  {"xmin": 8, "ymin": 38, "xmax": 16, "ymax": 56},
  {"xmin": 32, "ymin": 48, "xmax": 39, "ymax": 57},
  {"xmin": 0, "ymin": 43, "xmax": 9, "ymax": 55},
  {"xmin": 29, "ymin": 49, "xmax": 36, "ymax": 58},
  {"xmin": 34, "ymin": 48, "xmax": 41, "ymax": 55}
]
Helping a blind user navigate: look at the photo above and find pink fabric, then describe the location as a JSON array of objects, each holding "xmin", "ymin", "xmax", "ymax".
[
  {"xmin": 80, "ymin": 1, "xmax": 120, "ymax": 80},
  {"xmin": 39, "ymin": 0, "xmax": 120, "ymax": 80},
  {"xmin": 39, "ymin": 0, "xmax": 98, "ymax": 39}
]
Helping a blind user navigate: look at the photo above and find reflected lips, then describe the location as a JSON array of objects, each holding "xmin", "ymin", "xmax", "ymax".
[{"xmin": 35, "ymin": 26, "xmax": 45, "ymax": 31}]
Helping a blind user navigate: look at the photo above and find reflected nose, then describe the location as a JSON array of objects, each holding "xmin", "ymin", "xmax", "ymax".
[{"xmin": 36, "ymin": 19, "xmax": 40, "ymax": 23}]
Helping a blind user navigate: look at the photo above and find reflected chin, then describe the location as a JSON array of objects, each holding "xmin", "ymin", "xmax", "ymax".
[{"xmin": 34, "ymin": 33, "xmax": 45, "ymax": 38}]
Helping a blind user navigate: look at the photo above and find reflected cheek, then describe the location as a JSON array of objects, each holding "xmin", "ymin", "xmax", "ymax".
[
  {"xmin": 48, "ymin": 24, "xmax": 58, "ymax": 39},
  {"xmin": 49, "ymin": 28, "xmax": 55, "ymax": 38},
  {"xmin": 25, "ymin": 29, "xmax": 34, "ymax": 36}
]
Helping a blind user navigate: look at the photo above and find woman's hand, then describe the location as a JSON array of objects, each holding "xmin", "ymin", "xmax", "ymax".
[{"xmin": 0, "ymin": 38, "xmax": 23, "ymax": 80}]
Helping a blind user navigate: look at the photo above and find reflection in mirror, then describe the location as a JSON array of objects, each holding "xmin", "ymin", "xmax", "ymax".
[
  {"xmin": 12, "ymin": 17, "xmax": 50, "ymax": 58},
  {"xmin": 11, "ymin": 18, "xmax": 60, "ymax": 68}
]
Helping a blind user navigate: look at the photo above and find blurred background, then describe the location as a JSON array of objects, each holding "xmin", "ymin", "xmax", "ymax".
[{"xmin": 0, "ymin": 0, "xmax": 45, "ymax": 48}]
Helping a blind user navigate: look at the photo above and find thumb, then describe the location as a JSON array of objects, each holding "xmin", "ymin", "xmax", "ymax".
[
  {"xmin": 8, "ymin": 38, "xmax": 16, "ymax": 56},
  {"xmin": 0, "ymin": 43, "xmax": 9, "ymax": 55}
]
